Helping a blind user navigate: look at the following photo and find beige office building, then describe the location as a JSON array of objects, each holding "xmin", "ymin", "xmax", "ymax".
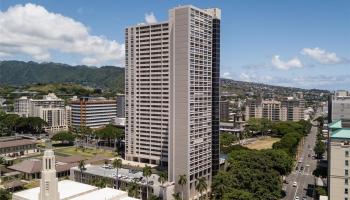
[
  {"xmin": 329, "ymin": 120, "xmax": 350, "ymax": 200},
  {"xmin": 125, "ymin": 5, "xmax": 221, "ymax": 200}
]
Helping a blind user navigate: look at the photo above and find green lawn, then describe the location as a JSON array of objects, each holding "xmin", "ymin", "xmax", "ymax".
[
  {"xmin": 244, "ymin": 137, "xmax": 281, "ymax": 150},
  {"xmin": 54, "ymin": 147, "xmax": 115, "ymax": 159},
  {"xmin": 24, "ymin": 180, "xmax": 40, "ymax": 189}
]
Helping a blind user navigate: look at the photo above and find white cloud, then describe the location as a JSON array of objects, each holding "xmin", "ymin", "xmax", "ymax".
[
  {"xmin": 239, "ymin": 73, "xmax": 253, "ymax": 82},
  {"xmin": 301, "ymin": 47, "xmax": 342, "ymax": 64},
  {"xmin": 222, "ymin": 72, "xmax": 232, "ymax": 79},
  {"xmin": 239, "ymin": 72, "xmax": 274, "ymax": 83},
  {"xmin": 145, "ymin": 12, "xmax": 157, "ymax": 24},
  {"xmin": 271, "ymin": 55, "xmax": 303, "ymax": 70},
  {"xmin": 0, "ymin": 3, "xmax": 124, "ymax": 65}
]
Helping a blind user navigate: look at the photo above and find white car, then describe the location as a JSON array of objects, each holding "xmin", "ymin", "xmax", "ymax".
[
  {"xmin": 293, "ymin": 182, "xmax": 297, "ymax": 187},
  {"xmin": 295, "ymin": 197, "xmax": 300, "ymax": 200}
]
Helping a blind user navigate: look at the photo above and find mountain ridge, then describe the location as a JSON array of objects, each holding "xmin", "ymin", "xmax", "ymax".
[{"xmin": 0, "ymin": 60, "xmax": 329, "ymax": 94}]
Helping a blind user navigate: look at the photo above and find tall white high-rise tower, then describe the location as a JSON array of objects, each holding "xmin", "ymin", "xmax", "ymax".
[
  {"xmin": 38, "ymin": 142, "xmax": 60, "ymax": 200},
  {"xmin": 125, "ymin": 5, "xmax": 221, "ymax": 199}
]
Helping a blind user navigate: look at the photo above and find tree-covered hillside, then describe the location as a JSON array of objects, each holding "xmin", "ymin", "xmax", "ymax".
[{"xmin": 0, "ymin": 61, "xmax": 125, "ymax": 92}]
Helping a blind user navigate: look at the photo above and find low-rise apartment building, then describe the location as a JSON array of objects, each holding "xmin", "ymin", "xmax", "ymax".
[{"xmin": 245, "ymin": 97, "xmax": 305, "ymax": 122}]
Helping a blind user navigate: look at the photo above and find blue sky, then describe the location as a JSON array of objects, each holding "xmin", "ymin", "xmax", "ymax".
[{"xmin": 0, "ymin": 0, "xmax": 349, "ymax": 90}]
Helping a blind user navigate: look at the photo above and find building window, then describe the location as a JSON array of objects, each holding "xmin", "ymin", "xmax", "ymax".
[
  {"xmin": 346, "ymin": 151, "xmax": 349, "ymax": 157},
  {"xmin": 346, "ymin": 169, "xmax": 349, "ymax": 176},
  {"xmin": 346, "ymin": 188, "xmax": 349, "ymax": 194},
  {"xmin": 347, "ymin": 160, "xmax": 349, "ymax": 166},
  {"xmin": 346, "ymin": 178, "xmax": 349, "ymax": 185},
  {"xmin": 346, "ymin": 198, "xmax": 349, "ymax": 200}
]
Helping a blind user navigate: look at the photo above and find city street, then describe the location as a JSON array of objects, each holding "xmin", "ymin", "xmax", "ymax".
[{"xmin": 283, "ymin": 125, "xmax": 318, "ymax": 200}]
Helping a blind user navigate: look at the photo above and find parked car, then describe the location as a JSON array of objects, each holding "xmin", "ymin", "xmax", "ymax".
[{"xmin": 293, "ymin": 182, "xmax": 297, "ymax": 187}]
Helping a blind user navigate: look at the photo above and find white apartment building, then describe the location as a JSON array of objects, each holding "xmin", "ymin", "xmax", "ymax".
[
  {"xmin": 70, "ymin": 97, "xmax": 117, "ymax": 129},
  {"xmin": 330, "ymin": 95, "xmax": 350, "ymax": 122},
  {"xmin": 262, "ymin": 100, "xmax": 281, "ymax": 121},
  {"xmin": 33, "ymin": 106, "xmax": 68, "ymax": 133},
  {"xmin": 116, "ymin": 94, "xmax": 125, "ymax": 118},
  {"xmin": 65, "ymin": 106, "xmax": 72, "ymax": 127},
  {"xmin": 336, "ymin": 90, "xmax": 349, "ymax": 97},
  {"xmin": 14, "ymin": 96, "xmax": 30, "ymax": 117},
  {"xmin": 125, "ymin": 5, "xmax": 220, "ymax": 200},
  {"xmin": 14, "ymin": 93, "xmax": 69, "ymax": 133}
]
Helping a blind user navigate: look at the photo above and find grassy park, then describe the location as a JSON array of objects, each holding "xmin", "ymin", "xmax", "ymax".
[
  {"xmin": 244, "ymin": 137, "xmax": 281, "ymax": 150},
  {"xmin": 54, "ymin": 147, "xmax": 115, "ymax": 159}
]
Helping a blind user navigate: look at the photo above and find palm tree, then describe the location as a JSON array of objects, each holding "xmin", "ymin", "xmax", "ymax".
[
  {"xmin": 195, "ymin": 177, "xmax": 207, "ymax": 200},
  {"xmin": 158, "ymin": 171, "xmax": 168, "ymax": 199},
  {"xmin": 178, "ymin": 174, "xmax": 187, "ymax": 200},
  {"xmin": 78, "ymin": 160, "xmax": 86, "ymax": 183},
  {"xmin": 143, "ymin": 165, "xmax": 152, "ymax": 199},
  {"xmin": 0, "ymin": 156, "xmax": 5, "ymax": 184},
  {"xmin": 112, "ymin": 159, "xmax": 123, "ymax": 189},
  {"xmin": 127, "ymin": 180, "xmax": 139, "ymax": 198},
  {"xmin": 92, "ymin": 178, "xmax": 107, "ymax": 188},
  {"xmin": 172, "ymin": 192, "xmax": 181, "ymax": 200}
]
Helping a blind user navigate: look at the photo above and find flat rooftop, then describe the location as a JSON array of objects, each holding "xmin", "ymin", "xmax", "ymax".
[
  {"xmin": 71, "ymin": 164, "xmax": 172, "ymax": 187},
  {"xmin": 70, "ymin": 187, "xmax": 136, "ymax": 200},
  {"xmin": 13, "ymin": 180, "xmax": 97, "ymax": 200},
  {"xmin": 13, "ymin": 180, "xmax": 139, "ymax": 200}
]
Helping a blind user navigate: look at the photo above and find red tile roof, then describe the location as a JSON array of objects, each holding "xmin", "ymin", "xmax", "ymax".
[{"xmin": 0, "ymin": 139, "xmax": 37, "ymax": 149}]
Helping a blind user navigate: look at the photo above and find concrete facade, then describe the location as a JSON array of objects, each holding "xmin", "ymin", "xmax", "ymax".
[
  {"xmin": 245, "ymin": 97, "xmax": 305, "ymax": 122},
  {"xmin": 14, "ymin": 94, "xmax": 69, "ymax": 133},
  {"xmin": 70, "ymin": 97, "xmax": 117, "ymax": 129},
  {"xmin": 125, "ymin": 5, "xmax": 220, "ymax": 199},
  {"xmin": 328, "ymin": 120, "xmax": 350, "ymax": 200}
]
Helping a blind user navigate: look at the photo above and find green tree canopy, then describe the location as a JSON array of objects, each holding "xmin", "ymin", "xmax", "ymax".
[
  {"xmin": 95, "ymin": 124, "xmax": 124, "ymax": 140},
  {"xmin": 51, "ymin": 131, "xmax": 75, "ymax": 144},
  {"xmin": 213, "ymin": 149, "xmax": 288, "ymax": 200},
  {"xmin": 0, "ymin": 188, "xmax": 11, "ymax": 200},
  {"xmin": 220, "ymin": 132, "xmax": 237, "ymax": 148},
  {"xmin": 314, "ymin": 140, "xmax": 326, "ymax": 158}
]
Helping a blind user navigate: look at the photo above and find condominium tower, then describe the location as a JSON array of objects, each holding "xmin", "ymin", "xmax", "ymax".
[{"xmin": 125, "ymin": 5, "xmax": 220, "ymax": 199}]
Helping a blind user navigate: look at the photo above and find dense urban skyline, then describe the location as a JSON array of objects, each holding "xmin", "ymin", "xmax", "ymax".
[{"xmin": 0, "ymin": 0, "xmax": 349, "ymax": 90}]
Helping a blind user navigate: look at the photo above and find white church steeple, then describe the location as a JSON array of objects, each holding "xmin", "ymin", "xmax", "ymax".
[{"xmin": 39, "ymin": 140, "xmax": 60, "ymax": 200}]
